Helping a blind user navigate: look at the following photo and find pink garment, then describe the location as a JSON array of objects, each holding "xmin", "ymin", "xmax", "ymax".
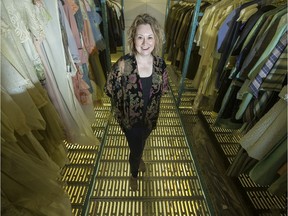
[
  {"xmin": 82, "ymin": 19, "xmax": 96, "ymax": 54},
  {"xmin": 63, "ymin": 0, "xmax": 88, "ymax": 64},
  {"xmin": 79, "ymin": 0, "xmax": 96, "ymax": 54},
  {"xmin": 72, "ymin": 65, "xmax": 92, "ymax": 105},
  {"xmin": 33, "ymin": 0, "xmax": 99, "ymax": 146}
]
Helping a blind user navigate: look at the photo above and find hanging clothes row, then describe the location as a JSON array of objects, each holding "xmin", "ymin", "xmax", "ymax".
[
  {"xmin": 94, "ymin": 0, "xmax": 124, "ymax": 54},
  {"xmin": 61, "ymin": 0, "xmax": 107, "ymax": 108},
  {"xmin": 165, "ymin": 1, "xmax": 210, "ymax": 79},
  {"xmin": 188, "ymin": 0, "xmax": 287, "ymax": 196},
  {"xmin": 212, "ymin": 2, "xmax": 287, "ymax": 131},
  {"xmin": 0, "ymin": 0, "xmax": 113, "ymax": 214},
  {"xmin": 191, "ymin": 0, "xmax": 287, "ymax": 111},
  {"xmin": 226, "ymin": 85, "xmax": 287, "ymax": 196}
]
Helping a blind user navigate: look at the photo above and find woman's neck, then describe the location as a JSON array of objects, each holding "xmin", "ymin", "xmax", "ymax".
[
  {"xmin": 135, "ymin": 54, "xmax": 154, "ymax": 78},
  {"xmin": 135, "ymin": 54, "xmax": 153, "ymax": 63}
]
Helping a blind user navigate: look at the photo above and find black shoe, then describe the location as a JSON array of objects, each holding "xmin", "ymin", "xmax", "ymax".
[
  {"xmin": 129, "ymin": 176, "xmax": 138, "ymax": 191},
  {"xmin": 138, "ymin": 159, "xmax": 146, "ymax": 172}
]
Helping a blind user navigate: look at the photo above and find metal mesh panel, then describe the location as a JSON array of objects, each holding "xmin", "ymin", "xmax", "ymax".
[
  {"xmin": 61, "ymin": 166, "xmax": 94, "ymax": 183},
  {"xmin": 97, "ymin": 162, "xmax": 198, "ymax": 178},
  {"xmin": 64, "ymin": 185, "xmax": 88, "ymax": 205},
  {"xmin": 101, "ymin": 147, "xmax": 191, "ymax": 161},
  {"xmin": 92, "ymin": 178, "xmax": 205, "ymax": 198},
  {"xmin": 88, "ymin": 200, "xmax": 209, "ymax": 216}
]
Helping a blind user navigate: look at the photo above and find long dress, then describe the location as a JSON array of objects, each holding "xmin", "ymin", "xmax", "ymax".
[{"xmin": 3, "ymin": 0, "xmax": 99, "ymax": 146}]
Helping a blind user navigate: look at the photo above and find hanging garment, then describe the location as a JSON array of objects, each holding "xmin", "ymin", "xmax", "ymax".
[
  {"xmin": 231, "ymin": 5, "xmax": 277, "ymax": 55},
  {"xmin": 106, "ymin": 0, "xmax": 124, "ymax": 53},
  {"xmin": 240, "ymin": 90, "xmax": 279, "ymax": 134},
  {"xmin": 249, "ymin": 40, "xmax": 287, "ymax": 98},
  {"xmin": 239, "ymin": 86, "xmax": 287, "ymax": 160},
  {"xmin": 254, "ymin": 46, "xmax": 287, "ymax": 92},
  {"xmin": 226, "ymin": 86, "xmax": 287, "ymax": 183},
  {"xmin": 1, "ymin": 140, "xmax": 72, "ymax": 216},
  {"xmin": 36, "ymin": 0, "xmax": 99, "ymax": 145},
  {"xmin": 249, "ymin": 136, "xmax": 287, "ymax": 187},
  {"xmin": 1, "ymin": 87, "xmax": 61, "ymax": 170},
  {"xmin": 1, "ymin": 7, "xmax": 68, "ymax": 167},
  {"xmin": 213, "ymin": 6, "xmax": 281, "ymax": 114},
  {"xmin": 86, "ymin": 2, "xmax": 106, "ymax": 51},
  {"xmin": 165, "ymin": 2, "xmax": 210, "ymax": 77},
  {"xmin": 235, "ymin": 30, "xmax": 287, "ymax": 120},
  {"xmin": 89, "ymin": 48, "xmax": 107, "ymax": 104},
  {"xmin": 237, "ymin": 7, "xmax": 287, "ymax": 80},
  {"xmin": 213, "ymin": 7, "xmax": 287, "ymax": 129},
  {"xmin": 191, "ymin": 0, "xmax": 242, "ymax": 108},
  {"xmin": 268, "ymin": 165, "xmax": 287, "ymax": 196},
  {"xmin": 193, "ymin": 3, "xmax": 286, "ymax": 111}
]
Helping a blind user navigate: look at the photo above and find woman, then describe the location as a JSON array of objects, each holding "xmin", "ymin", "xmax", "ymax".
[{"xmin": 105, "ymin": 13, "xmax": 169, "ymax": 190}]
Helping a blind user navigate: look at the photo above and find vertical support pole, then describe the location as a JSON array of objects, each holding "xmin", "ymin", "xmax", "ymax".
[
  {"xmin": 176, "ymin": 0, "xmax": 202, "ymax": 107},
  {"xmin": 162, "ymin": 0, "xmax": 171, "ymax": 58},
  {"xmin": 121, "ymin": 0, "xmax": 125, "ymax": 56},
  {"xmin": 101, "ymin": 0, "xmax": 111, "ymax": 71}
]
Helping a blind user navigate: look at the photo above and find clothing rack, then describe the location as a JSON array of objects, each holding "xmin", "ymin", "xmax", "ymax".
[
  {"xmin": 176, "ymin": 0, "xmax": 203, "ymax": 107},
  {"xmin": 101, "ymin": 0, "xmax": 125, "ymax": 68},
  {"xmin": 99, "ymin": 0, "xmax": 125, "ymax": 72}
]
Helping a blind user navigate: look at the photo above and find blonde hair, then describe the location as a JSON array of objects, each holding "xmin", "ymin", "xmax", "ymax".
[{"xmin": 127, "ymin": 13, "xmax": 164, "ymax": 56}]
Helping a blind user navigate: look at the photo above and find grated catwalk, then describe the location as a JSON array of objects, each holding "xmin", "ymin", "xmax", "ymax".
[
  {"xmin": 61, "ymin": 82, "xmax": 212, "ymax": 215},
  {"xmin": 87, "ymin": 90, "xmax": 211, "ymax": 216}
]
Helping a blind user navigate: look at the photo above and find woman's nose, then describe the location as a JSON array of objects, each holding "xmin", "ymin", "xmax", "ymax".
[{"xmin": 142, "ymin": 38, "xmax": 147, "ymax": 45}]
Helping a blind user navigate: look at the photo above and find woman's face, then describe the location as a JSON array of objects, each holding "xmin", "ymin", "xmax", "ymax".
[{"xmin": 134, "ymin": 24, "xmax": 155, "ymax": 56}]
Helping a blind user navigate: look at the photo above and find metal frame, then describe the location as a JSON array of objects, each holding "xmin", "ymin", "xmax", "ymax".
[
  {"xmin": 162, "ymin": 0, "xmax": 172, "ymax": 58},
  {"xmin": 175, "ymin": 0, "xmax": 203, "ymax": 107},
  {"xmin": 81, "ymin": 111, "xmax": 112, "ymax": 216}
]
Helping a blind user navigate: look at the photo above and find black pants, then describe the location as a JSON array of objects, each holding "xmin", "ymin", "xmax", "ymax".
[{"xmin": 124, "ymin": 126, "xmax": 151, "ymax": 178}]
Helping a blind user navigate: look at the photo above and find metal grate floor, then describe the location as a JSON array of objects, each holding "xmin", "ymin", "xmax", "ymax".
[
  {"xmin": 87, "ymin": 92, "xmax": 211, "ymax": 216},
  {"xmin": 61, "ymin": 89, "xmax": 211, "ymax": 215}
]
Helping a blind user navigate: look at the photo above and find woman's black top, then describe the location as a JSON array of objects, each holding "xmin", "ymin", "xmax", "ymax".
[{"xmin": 141, "ymin": 75, "xmax": 152, "ymax": 118}]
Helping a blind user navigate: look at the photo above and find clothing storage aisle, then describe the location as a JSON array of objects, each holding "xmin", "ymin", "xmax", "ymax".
[
  {"xmin": 85, "ymin": 76, "xmax": 212, "ymax": 215},
  {"xmin": 2, "ymin": 0, "xmax": 287, "ymax": 215}
]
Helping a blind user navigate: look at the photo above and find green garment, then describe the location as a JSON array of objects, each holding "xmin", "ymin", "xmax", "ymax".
[{"xmin": 249, "ymin": 136, "xmax": 287, "ymax": 186}]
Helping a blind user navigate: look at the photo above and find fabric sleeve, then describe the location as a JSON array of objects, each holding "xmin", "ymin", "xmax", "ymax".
[
  {"xmin": 104, "ymin": 68, "xmax": 115, "ymax": 98},
  {"xmin": 162, "ymin": 59, "xmax": 169, "ymax": 95},
  {"xmin": 104, "ymin": 59, "xmax": 122, "ymax": 98}
]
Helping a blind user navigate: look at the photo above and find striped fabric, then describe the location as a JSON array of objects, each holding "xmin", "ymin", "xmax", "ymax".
[
  {"xmin": 249, "ymin": 31, "xmax": 287, "ymax": 98},
  {"xmin": 261, "ymin": 46, "xmax": 287, "ymax": 92},
  {"xmin": 242, "ymin": 91, "xmax": 273, "ymax": 133}
]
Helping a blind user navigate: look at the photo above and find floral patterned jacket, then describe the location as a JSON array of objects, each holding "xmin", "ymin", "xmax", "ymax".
[{"xmin": 105, "ymin": 54, "xmax": 169, "ymax": 131}]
